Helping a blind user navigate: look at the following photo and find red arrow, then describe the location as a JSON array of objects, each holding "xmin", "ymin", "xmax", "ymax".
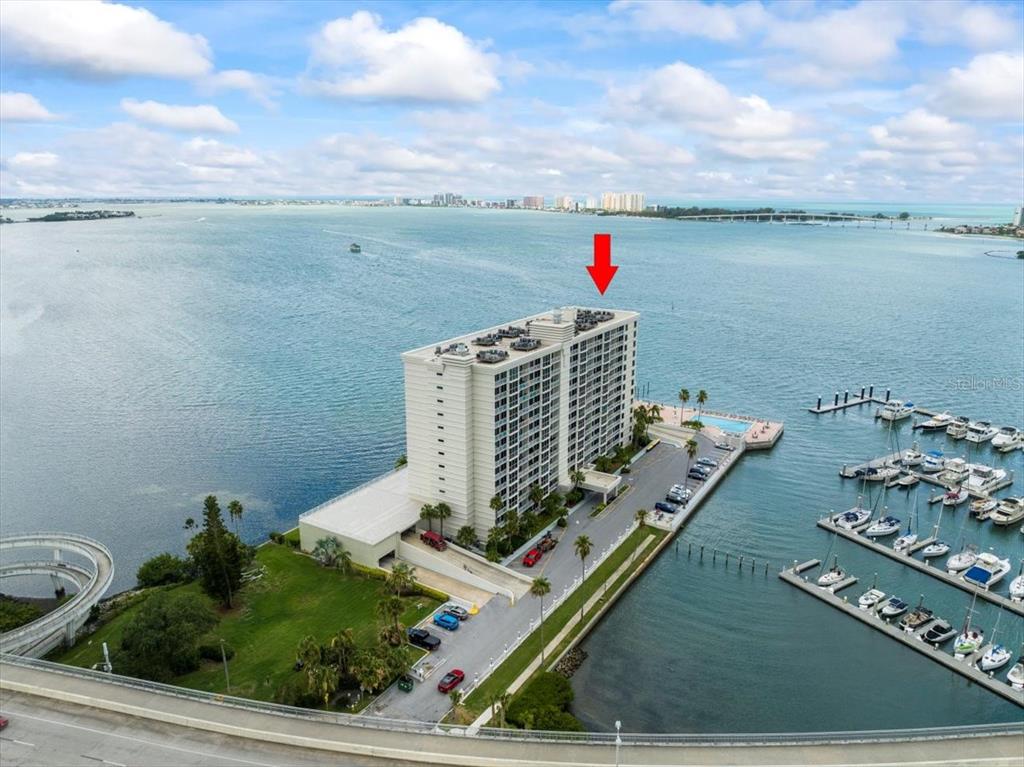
[{"xmin": 587, "ymin": 233, "xmax": 618, "ymax": 295}]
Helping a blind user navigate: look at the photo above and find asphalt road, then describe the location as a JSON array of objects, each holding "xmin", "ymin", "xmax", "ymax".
[{"xmin": 368, "ymin": 430, "xmax": 725, "ymax": 722}]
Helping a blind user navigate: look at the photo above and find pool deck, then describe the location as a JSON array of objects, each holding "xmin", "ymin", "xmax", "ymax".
[{"xmin": 647, "ymin": 403, "xmax": 784, "ymax": 450}]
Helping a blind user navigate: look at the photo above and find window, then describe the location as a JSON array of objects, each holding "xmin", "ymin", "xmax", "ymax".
[
  {"xmin": 438, "ymin": 464, "xmax": 445, "ymax": 469},
  {"xmin": 437, "ymin": 412, "xmax": 444, "ymax": 417},
  {"xmin": 438, "ymin": 438, "xmax": 445, "ymax": 443}
]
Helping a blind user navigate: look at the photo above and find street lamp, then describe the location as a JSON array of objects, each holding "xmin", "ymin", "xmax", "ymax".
[
  {"xmin": 219, "ymin": 638, "xmax": 231, "ymax": 693},
  {"xmin": 615, "ymin": 720, "xmax": 622, "ymax": 767}
]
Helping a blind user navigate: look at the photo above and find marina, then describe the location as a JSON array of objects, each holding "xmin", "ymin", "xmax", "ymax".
[
  {"xmin": 779, "ymin": 563, "xmax": 1024, "ymax": 709},
  {"xmin": 816, "ymin": 515, "xmax": 1024, "ymax": 617},
  {"xmin": 838, "ymin": 451, "xmax": 1015, "ymax": 500}
]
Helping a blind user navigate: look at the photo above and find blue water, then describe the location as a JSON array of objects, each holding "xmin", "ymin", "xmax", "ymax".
[
  {"xmin": 1, "ymin": 203, "xmax": 1022, "ymax": 732},
  {"xmin": 697, "ymin": 415, "xmax": 751, "ymax": 433}
]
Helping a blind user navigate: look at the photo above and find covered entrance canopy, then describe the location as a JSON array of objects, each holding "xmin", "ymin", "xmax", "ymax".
[{"xmin": 579, "ymin": 468, "xmax": 623, "ymax": 502}]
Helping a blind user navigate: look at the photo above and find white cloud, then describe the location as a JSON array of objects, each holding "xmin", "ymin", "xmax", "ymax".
[
  {"xmin": 869, "ymin": 108, "xmax": 973, "ymax": 152},
  {"xmin": 202, "ymin": 70, "xmax": 278, "ymax": 110},
  {"xmin": 765, "ymin": 3, "xmax": 903, "ymax": 72},
  {"xmin": 1, "ymin": 0, "xmax": 211, "ymax": 79},
  {"xmin": 608, "ymin": 0, "xmax": 768, "ymax": 42},
  {"xmin": 306, "ymin": 11, "xmax": 500, "ymax": 103},
  {"xmin": 913, "ymin": 1, "xmax": 1021, "ymax": 49},
  {"xmin": 120, "ymin": 99, "xmax": 239, "ymax": 134},
  {"xmin": 714, "ymin": 138, "xmax": 826, "ymax": 162},
  {"xmin": 0, "ymin": 92, "xmax": 59, "ymax": 122},
  {"xmin": 182, "ymin": 138, "xmax": 261, "ymax": 168},
  {"xmin": 931, "ymin": 52, "xmax": 1024, "ymax": 121},
  {"xmin": 7, "ymin": 151, "xmax": 59, "ymax": 168}
]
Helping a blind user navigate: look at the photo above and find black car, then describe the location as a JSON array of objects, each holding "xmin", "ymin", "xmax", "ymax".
[
  {"xmin": 407, "ymin": 627, "xmax": 441, "ymax": 651},
  {"xmin": 688, "ymin": 467, "xmax": 708, "ymax": 480},
  {"xmin": 443, "ymin": 604, "xmax": 470, "ymax": 621},
  {"xmin": 655, "ymin": 501, "xmax": 679, "ymax": 514}
]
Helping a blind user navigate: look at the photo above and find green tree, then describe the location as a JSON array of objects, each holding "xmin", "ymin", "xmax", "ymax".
[
  {"xmin": 136, "ymin": 552, "xmax": 190, "ymax": 588},
  {"xmin": 434, "ymin": 502, "xmax": 453, "ymax": 539},
  {"xmin": 696, "ymin": 389, "xmax": 708, "ymax": 421},
  {"xmin": 678, "ymin": 388, "xmax": 689, "ymax": 425},
  {"xmin": 312, "ymin": 537, "xmax": 340, "ymax": 567},
  {"xmin": 489, "ymin": 494, "xmax": 505, "ymax": 516},
  {"xmin": 635, "ymin": 508, "xmax": 648, "ymax": 529},
  {"xmin": 530, "ymin": 577, "xmax": 552, "ymax": 664},
  {"xmin": 385, "ymin": 561, "xmax": 416, "ymax": 597},
  {"xmin": 613, "ymin": 443, "xmax": 631, "ymax": 468},
  {"xmin": 456, "ymin": 525, "xmax": 477, "ymax": 549},
  {"xmin": 227, "ymin": 499, "xmax": 244, "ymax": 534},
  {"xmin": 569, "ymin": 469, "xmax": 586, "ymax": 491},
  {"xmin": 573, "ymin": 535, "xmax": 592, "ymax": 622},
  {"xmin": 449, "ymin": 688, "xmax": 464, "ymax": 713},
  {"xmin": 394, "ymin": 453, "xmax": 408, "ymax": 469},
  {"xmin": 485, "ymin": 526, "xmax": 504, "ymax": 559},
  {"xmin": 528, "ymin": 484, "xmax": 545, "ymax": 509},
  {"xmin": 419, "ymin": 503, "xmax": 436, "ymax": 533},
  {"xmin": 326, "ymin": 628, "xmax": 357, "ymax": 677},
  {"xmin": 187, "ymin": 495, "xmax": 249, "ymax": 609},
  {"xmin": 308, "ymin": 659, "xmax": 339, "ymax": 708},
  {"xmin": 117, "ymin": 591, "xmax": 216, "ymax": 682},
  {"xmin": 684, "ymin": 438, "xmax": 699, "ymax": 482},
  {"xmin": 593, "ymin": 454, "xmax": 614, "ymax": 472},
  {"xmin": 376, "ymin": 596, "xmax": 406, "ymax": 646},
  {"xmin": 502, "ymin": 510, "xmax": 521, "ymax": 547}
]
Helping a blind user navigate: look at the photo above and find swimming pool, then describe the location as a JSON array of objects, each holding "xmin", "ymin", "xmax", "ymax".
[{"xmin": 697, "ymin": 414, "xmax": 752, "ymax": 433}]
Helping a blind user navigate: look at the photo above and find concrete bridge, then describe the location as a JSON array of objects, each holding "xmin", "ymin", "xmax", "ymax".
[
  {"xmin": 672, "ymin": 212, "xmax": 932, "ymax": 228},
  {"xmin": 0, "ymin": 533, "xmax": 114, "ymax": 657}
]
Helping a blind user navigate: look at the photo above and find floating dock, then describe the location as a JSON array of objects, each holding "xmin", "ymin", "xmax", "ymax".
[
  {"xmin": 817, "ymin": 516, "xmax": 1024, "ymax": 618},
  {"xmin": 779, "ymin": 563, "xmax": 1024, "ymax": 709},
  {"xmin": 838, "ymin": 453, "xmax": 1014, "ymax": 501}
]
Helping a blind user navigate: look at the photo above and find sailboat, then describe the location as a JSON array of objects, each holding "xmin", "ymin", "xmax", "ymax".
[
  {"xmin": 1007, "ymin": 647, "xmax": 1024, "ymax": 690},
  {"xmin": 893, "ymin": 486, "xmax": 921, "ymax": 552},
  {"xmin": 953, "ymin": 593, "xmax": 984, "ymax": 660},
  {"xmin": 920, "ymin": 507, "xmax": 949, "ymax": 559},
  {"xmin": 978, "ymin": 609, "xmax": 1011, "ymax": 671},
  {"xmin": 817, "ymin": 554, "xmax": 846, "ymax": 588},
  {"xmin": 1009, "ymin": 561, "xmax": 1024, "ymax": 603},
  {"xmin": 946, "ymin": 543, "xmax": 979, "ymax": 573}
]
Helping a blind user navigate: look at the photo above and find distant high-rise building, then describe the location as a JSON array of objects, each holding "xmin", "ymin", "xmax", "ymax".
[
  {"xmin": 1013, "ymin": 206, "xmax": 1023, "ymax": 227},
  {"xmin": 584, "ymin": 196, "xmax": 597, "ymax": 210},
  {"xmin": 506, "ymin": 199, "xmax": 518, "ymax": 209},
  {"xmin": 523, "ymin": 196, "xmax": 545, "ymax": 210},
  {"xmin": 555, "ymin": 195, "xmax": 575, "ymax": 211},
  {"xmin": 601, "ymin": 192, "xmax": 646, "ymax": 213}
]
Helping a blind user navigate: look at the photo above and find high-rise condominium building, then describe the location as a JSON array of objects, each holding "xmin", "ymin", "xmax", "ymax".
[
  {"xmin": 522, "ymin": 196, "xmax": 545, "ymax": 210},
  {"xmin": 555, "ymin": 195, "xmax": 575, "ymax": 211},
  {"xmin": 402, "ymin": 307, "xmax": 638, "ymax": 538},
  {"xmin": 1013, "ymin": 206, "xmax": 1023, "ymax": 227},
  {"xmin": 600, "ymin": 192, "xmax": 646, "ymax": 213}
]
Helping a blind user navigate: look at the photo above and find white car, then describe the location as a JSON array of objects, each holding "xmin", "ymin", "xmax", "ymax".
[{"xmin": 714, "ymin": 441, "xmax": 735, "ymax": 451}]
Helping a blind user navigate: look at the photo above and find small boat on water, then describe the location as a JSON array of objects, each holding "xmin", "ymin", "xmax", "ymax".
[
  {"xmin": 916, "ymin": 412, "xmax": 954, "ymax": 431},
  {"xmin": 865, "ymin": 515, "xmax": 901, "ymax": 537},
  {"xmin": 835, "ymin": 507, "xmax": 872, "ymax": 530},
  {"xmin": 991, "ymin": 497, "xmax": 1024, "ymax": 527},
  {"xmin": 965, "ymin": 420, "xmax": 998, "ymax": 444},
  {"xmin": 900, "ymin": 449, "xmax": 925, "ymax": 467},
  {"xmin": 1008, "ymin": 654, "xmax": 1024, "ymax": 689},
  {"xmin": 1007, "ymin": 562, "xmax": 1024, "ymax": 602},
  {"xmin": 893, "ymin": 529, "xmax": 918, "ymax": 552},
  {"xmin": 879, "ymin": 400, "xmax": 914, "ymax": 421},
  {"xmin": 996, "ymin": 432, "xmax": 1023, "ymax": 453},
  {"xmin": 900, "ymin": 601, "xmax": 933, "ymax": 632},
  {"xmin": 920, "ymin": 619, "xmax": 956, "ymax": 644},
  {"xmin": 858, "ymin": 588, "xmax": 886, "ymax": 610},
  {"xmin": 980, "ymin": 644, "xmax": 1013, "ymax": 672},
  {"xmin": 897, "ymin": 473, "xmax": 919, "ymax": 489},
  {"xmin": 942, "ymin": 487, "xmax": 969, "ymax": 507},
  {"xmin": 349, "ymin": 243, "xmax": 362, "ymax": 253},
  {"xmin": 954, "ymin": 627, "xmax": 984, "ymax": 659},
  {"xmin": 991, "ymin": 426, "xmax": 1020, "ymax": 449},
  {"xmin": 962, "ymin": 552, "xmax": 1012, "ymax": 590},
  {"xmin": 921, "ymin": 540, "xmax": 950, "ymax": 558},
  {"xmin": 817, "ymin": 556, "xmax": 846, "ymax": 588},
  {"xmin": 937, "ymin": 458, "xmax": 969, "ymax": 484},
  {"xmin": 946, "ymin": 544, "xmax": 979, "ymax": 573},
  {"xmin": 970, "ymin": 497, "xmax": 998, "ymax": 519},
  {"xmin": 921, "ymin": 451, "xmax": 945, "ymax": 473},
  {"xmin": 880, "ymin": 597, "xmax": 909, "ymax": 618},
  {"xmin": 857, "ymin": 466, "xmax": 900, "ymax": 482},
  {"xmin": 946, "ymin": 416, "xmax": 970, "ymax": 440}
]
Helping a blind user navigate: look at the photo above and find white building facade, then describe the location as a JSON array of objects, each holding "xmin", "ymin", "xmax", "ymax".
[
  {"xmin": 402, "ymin": 307, "xmax": 638, "ymax": 538},
  {"xmin": 600, "ymin": 192, "xmax": 646, "ymax": 213}
]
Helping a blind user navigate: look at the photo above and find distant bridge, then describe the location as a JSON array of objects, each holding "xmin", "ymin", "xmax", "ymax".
[
  {"xmin": 0, "ymin": 533, "xmax": 114, "ymax": 657},
  {"xmin": 672, "ymin": 213, "xmax": 932, "ymax": 228}
]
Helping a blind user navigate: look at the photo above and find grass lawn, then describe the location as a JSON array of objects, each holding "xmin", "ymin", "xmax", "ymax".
[
  {"xmin": 52, "ymin": 543, "xmax": 441, "ymax": 702},
  {"xmin": 461, "ymin": 525, "xmax": 665, "ymax": 720}
]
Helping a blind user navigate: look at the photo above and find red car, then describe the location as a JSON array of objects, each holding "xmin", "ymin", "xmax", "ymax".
[
  {"xmin": 437, "ymin": 668, "xmax": 465, "ymax": 693},
  {"xmin": 522, "ymin": 548, "xmax": 542, "ymax": 567}
]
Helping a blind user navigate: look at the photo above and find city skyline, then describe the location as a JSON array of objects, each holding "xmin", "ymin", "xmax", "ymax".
[{"xmin": 1, "ymin": 0, "xmax": 1022, "ymax": 202}]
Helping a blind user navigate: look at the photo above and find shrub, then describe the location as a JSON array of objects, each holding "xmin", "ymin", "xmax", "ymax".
[
  {"xmin": 416, "ymin": 584, "xmax": 450, "ymax": 602},
  {"xmin": 556, "ymin": 517, "xmax": 568, "ymax": 528},
  {"xmin": 268, "ymin": 531, "xmax": 284, "ymax": 544},
  {"xmin": 136, "ymin": 553, "xmax": 191, "ymax": 589},
  {"xmin": 506, "ymin": 673, "xmax": 582, "ymax": 731},
  {"xmin": 274, "ymin": 675, "xmax": 320, "ymax": 707},
  {"xmin": 198, "ymin": 643, "xmax": 235, "ymax": 662}
]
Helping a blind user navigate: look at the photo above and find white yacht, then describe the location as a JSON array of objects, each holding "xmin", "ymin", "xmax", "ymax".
[
  {"xmin": 897, "ymin": 473, "xmax": 919, "ymax": 489},
  {"xmin": 954, "ymin": 627, "xmax": 984, "ymax": 659},
  {"xmin": 865, "ymin": 515, "xmax": 901, "ymax": 537},
  {"xmin": 916, "ymin": 411, "xmax": 953, "ymax": 431},
  {"xmin": 996, "ymin": 431, "xmax": 1023, "ymax": 453},
  {"xmin": 980, "ymin": 644, "xmax": 1012, "ymax": 672},
  {"xmin": 965, "ymin": 420, "xmax": 998, "ymax": 444},
  {"xmin": 921, "ymin": 451, "xmax": 945, "ymax": 473},
  {"xmin": 969, "ymin": 497, "xmax": 998, "ymax": 520},
  {"xmin": 991, "ymin": 498, "xmax": 1024, "ymax": 527},
  {"xmin": 946, "ymin": 416, "xmax": 970, "ymax": 439},
  {"xmin": 880, "ymin": 597, "xmax": 909, "ymax": 617},
  {"xmin": 920, "ymin": 619, "xmax": 956, "ymax": 644},
  {"xmin": 942, "ymin": 487, "xmax": 969, "ymax": 507},
  {"xmin": 964, "ymin": 465, "xmax": 1007, "ymax": 495},
  {"xmin": 835, "ymin": 507, "xmax": 872, "ymax": 530},
  {"xmin": 1008, "ymin": 562, "xmax": 1024, "ymax": 602},
  {"xmin": 991, "ymin": 426, "xmax": 1020, "ymax": 449},
  {"xmin": 921, "ymin": 540, "xmax": 950, "ymax": 558},
  {"xmin": 858, "ymin": 588, "xmax": 886, "ymax": 610},
  {"xmin": 900, "ymin": 449, "xmax": 924, "ymax": 467},
  {"xmin": 860, "ymin": 466, "xmax": 900, "ymax": 482},
  {"xmin": 879, "ymin": 400, "xmax": 914, "ymax": 421},
  {"xmin": 936, "ymin": 458, "xmax": 969, "ymax": 484},
  {"xmin": 946, "ymin": 544, "xmax": 979, "ymax": 573},
  {"xmin": 1008, "ymin": 655, "xmax": 1024, "ymax": 689},
  {"xmin": 816, "ymin": 556, "xmax": 846, "ymax": 588},
  {"xmin": 962, "ymin": 552, "xmax": 1012, "ymax": 590}
]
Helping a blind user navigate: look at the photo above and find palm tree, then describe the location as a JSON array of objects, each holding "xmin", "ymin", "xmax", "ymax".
[
  {"xmin": 678, "ymin": 388, "xmax": 689, "ymax": 425},
  {"xmin": 485, "ymin": 526, "xmax": 503, "ymax": 558},
  {"xmin": 496, "ymin": 691, "xmax": 511, "ymax": 728},
  {"xmin": 635, "ymin": 508, "xmax": 648, "ymax": 529},
  {"xmin": 696, "ymin": 389, "xmax": 708, "ymax": 422},
  {"xmin": 570, "ymin": 469, "xmax": 586, "ymax": 491},
  {"xmin": 434, "ymin": 502, "xmax": 453, "ymax": 539},
  {"xmin": 684, "ymin": 438, "xmax": 699, "ymax": 482},
  {"xmin": 312, "ymin": 537, "xmax": 340, "ymax": 567},
  {"xmin": 574, "ymin": 535, "xmax": 592, "ymax": 622},
  {"xmin": 530, "ymin": 577, "xmax": 552, "ymax": 664},
  {"xmin": 335, "ymin": 544, "xmax": 352, "ymax": 574},
  {"xmin": 502, "ymin": 510, "xmax": 520, "ymax": 548},
  {"xmin": 327, "ymin": 628, "xmax": 356, "ymax": 675},
  {"xmin": 613, "ymin": 443, "xmax": 631, "ymax": 467},
  {"xmin": 227, "ymin": 499, "xmax": 243, "ymax": 534},
  {"xmin": 376, "ymin": 596, "xmax": 405, "ymax": 646},
  {"xmin": 419, "ymin": 503, "xmax": 436, "ymax": 533},
  {"xmin": 386, "ymin": 561, "xmax": 416, "ymax": 596},
  {"xmin": 449, "ymin": 688, "xmax": 464, "ymax": 713},
  {"xmin": 648, "ymin": 403, "xmax": 662, "ymax": 423},
  {"xmin": 594, "ymin": 454, "xmax": 614, "ymax": 472},
  {"xmin": 309, "ymin": 660, "xmax": 339, "ymax": 709},
  {"xmin": 528, "ymin": 484, "xmax": 545, "ymax": 509},
  {"xmin": 296, "ymin": 634, "xmax": 321, "ymax": 670},
  {"xmin": 456, "ymin": 525, "xmax": 477, "ymax": 549}
]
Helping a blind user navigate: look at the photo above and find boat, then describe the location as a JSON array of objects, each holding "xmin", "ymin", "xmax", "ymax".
[
  {"xmin": 900, "ymin": 602, "xmax": 934, "ymax": 633},
  {"xmin": 858, "ymin": 588, "xmax": 886, "ymax": 610},
  {"xmin": 816, "ymin": 556, "xmax": 846, "ymax": 588},
  {"xmin": 946, "ymin": 544, "xmax": 979, "ymax": 573},
  {"xmin": 893, "ymin": 529, "xmax": 917, "ymax": 552},
  {"xmin": 878, "ymin": 400, "xmax": 914, "ymax": 421},
  {"xmin": 835, "ymin": 507, "xmax": 872, "ymax": 530},
  {"xmin": 1007, "ymin": 562, "xmax": 1024, "ymax": 602},
  {"xmin": 936, "ymin": 458, "xmax": 969, "ymax": 484},
  {"xmin": 900, "ymin": 448, "xmax": 925, "ymax": 467},
  {"xmin": 964, "ymin": 465, "xmax": 1008, "ymax": 495},
  {"xmin": 969, "ymin": 497, "xmax": 998, "ymax": 520},
  {"xmin": 865, "ymin": 515, "xmax": 901, "ymax": 537},
  {"xmin": 880, "ymin": 597, "xmax": 909, "ymax": 617},
  {"xmin": 921, "ymin": 450, "xmax": 945, "ymax": 473},
  {"xmin": 921, "ymin": 540, "xmax": 950, "ymax": 558},
  {"xmin": 349, "ymin": 243, "xmax": 361, "ymax": 253},
  {"xmin": 946, "ymin": 416, "xmax": 970, "ymax": 439},
  {"xmin": 915, "ymin": 411, "xmax": 954, "ymax": 431},
  {"xmin": 962, "ymin": 552, "xmax": 1012, "ymax": 590},
  {"xmin": 996, "ymin": 432, "xmax": 1023, "ymax": 453},
  {"xmin": 942, "ymin": 487, "xmax": 969, "ymax": 507},
  {"xmin": 980, "ymin": 645, "xmax": 1012, "ymax": 671},
  {"xmin": 991, "ymin": 426, "xmax": 1020, "ymax": 449},
  {"xmin": 857, "ymin": 466, "xmax": 900, "ymax": 482},
  {"xmin": 954, "ymin": 627, "xmax": 984, "ymax": 659},
  {"xmin": 964, "ymin": 420, "xmax": 998, "ymax": 444},
  {"xmin": 1008, "ymin": 653, "xmax": 1024, "ymax": 689},
  {"xmin": 991, "ymin": 497, "xmax": 1024, "ymax": 527},
  {"xmin": 896, "ymin": 474, "xmax": 919, "ymax": 489},
  {"xmin": 920, "ymin": 619, "xmax": 956, "ymax": 644}
]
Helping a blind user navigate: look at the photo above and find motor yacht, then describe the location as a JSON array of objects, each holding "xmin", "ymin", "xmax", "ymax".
[
  {"xmin": 916, "ymin": 412, "xmax": 954, "ymax": 431},
  {"xmin": 980, "ymin": 644, "xmax": 1013, "ymax": 672},
  {"xmin": 996, "ymin": 431, "xmax": 1023, "ymax": 453},
  {"xmin": 879, "ymin": 400, "xmax": 914, "ymax": 421},
  {"xmin": 991, "ymin": 498, "xmax": 1024, "ymax": 527},
  {"xmin": 900, "ymin": 448, "xmax": 925, "ymax": 467},
  {"xmin": 954, "ymin": 627, "xmax": 984, "ymax": 659},
  {"xmin": 816, "ymin": 557, "xmax": 847, "ymax": 588},
  {"xmin": 946, "ymin": 544, "xmax": 979, "ymax": 573},
  {"xmin": 921, "ymin": 540, "xmax": 950, "ymax": 558},
  {"xmin": 921, "ymin": 451, "xmax": 945, "ymax": 473},
  {"xmin": 965, "ymin": 465, "xmax": 1008, "ymax": 495},
  {"xmin": 991, "ymin": 426, "xmax": 1020, "ymax": 449},
  {"xmin": 900, "ymin": 604, "xmax": 934, "ymax": 633},
  {"xmin": 858, "ymin": 466, "xmax": 900, "ymax": 482},
  {"xmin": 937, "ymin": 458, "xmax": 969, "ymax": 484},
  {"xmin": 865, "ymin": 516, "xmax": 901, "ymax": 537},
  {"xmin": 965, "ymin": 420, "xmax": 998, "ymax": 444},
  {"xmin": 969, "ymin": 497, "xmax": 998, "ymax": 520},
  {"xmin": 942, "ymin": 487, "xmax": 969, "ymax": 507},
  {"xmin": 946, "ymin": 416, "xmax": 970, "ymax": 439},
  {"xmin": 920, "ymin": 619, "xmax": 956, "ymax": 644},
  {"xmin": 880, "ymin": 597, "xmax": 909, "ymax": 617},
  {"xmin": 962, "ymin": 552, "xmax": 1012, "ymax": 590},
  {"xmin": 858, "ymin": 588, "xmax": 886, "ymax": 610},
  {"xmin": 1008, "ymin": 656, "xmax": 1024, "ymax": 689},
  {"xmin": 835, "ymin": 507, "xmax": 872, "ymax": 530}
]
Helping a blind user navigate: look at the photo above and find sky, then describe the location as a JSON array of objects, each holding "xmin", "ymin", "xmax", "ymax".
[{"xmin": 1, "ymin": 0, "xmax": 1022, "ymax": 202}]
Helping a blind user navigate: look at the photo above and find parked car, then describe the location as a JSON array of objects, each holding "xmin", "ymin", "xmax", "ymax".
[
  {"xmin": 714, "ymin": 441, "xmax": 735, "ymax": 451},
  {"xmin": 437, "ymin": 669, "xmax": 465, "ymax": 693},
  {"xmin": 537, "ymin": 532, "xmax": 557, "ymax": 552},
  {"xmin": 655, "ymin": 501, "xmax": 679, "ymax": 514},
  {"xmin": 433, "ymin": 612, "xmax": 460, "ymax": 631},
  {"xmin": 397, "ymin": 674, "xmax": 415, "ymax": 692},
  {"xmin": 688, "ymin": 468, "xmax": 708, "ymax": 480},
  {"xmin": 407, "ymin": 627, "xmax": 441, "ymax": 651},
  {"xmin": 420, "ymin": 530, "xmax": 447, "ymax": 551},
  {"xmin": 697, "ymin": 457, "xmax": 718, "ymax": 467},
  {"xmin": 667, "ymin": 493, "xmax": 689, "ymax": 506},
  {"xmin": 522, "ymin": 548, "xmax": 543, "ymax": 567},
  {"xmin": 443, "ymin": 604, "xmax": 469, "ymax": 621},
  {"xmin": 670, "ymin": 484, "xmax": 692, "ymax": 498}
]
